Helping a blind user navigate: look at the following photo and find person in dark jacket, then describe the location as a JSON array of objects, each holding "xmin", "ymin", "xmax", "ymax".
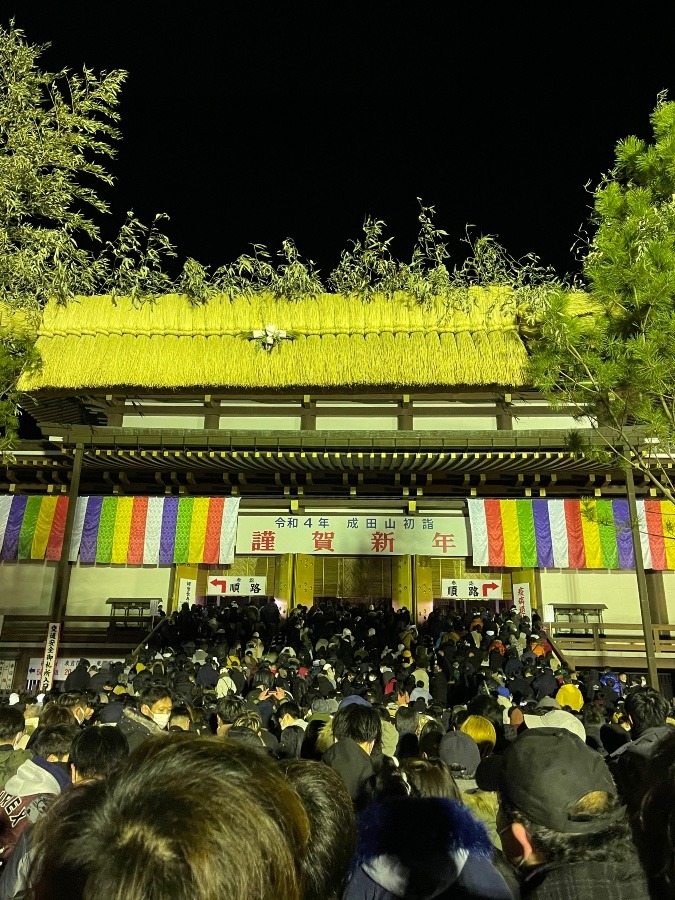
[
  {"xmin": 482, "ymin": 727, "xmax": 650, "ymax": 900},
  {"xmin": 62, "ymin": 659, "xmax": 91, "ymax": 692},
  {"xmin": 608, "ymin": 686, "xmax": 673, "ymax": 815},
  {"xmin": 117, "ymin": 685, "xmax": 172, "ymax": 752},
  {"xmin": 322, "ymin": 702, "xmax": 381, "ymax": 802}
]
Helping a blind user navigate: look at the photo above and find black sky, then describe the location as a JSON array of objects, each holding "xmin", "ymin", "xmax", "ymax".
[{"xmin": 5, "ymin": 5, "xmax": 675, "ymax": 280}]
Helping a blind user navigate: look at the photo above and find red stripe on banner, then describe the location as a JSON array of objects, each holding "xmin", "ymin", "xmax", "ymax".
[
  {"xmin": 203, "ymin": 497, "xmax": 224, "ymax": 563},
  {"xmin": 484, "ymin": 499, "xmax": 505, "ymax": 567},
  {"xmin": 127, "ymin": 497, "xmax": 149, "ymax": 564},
  {"xmin": 564, "ymin": 499, "xmax": 586, "ymax": 568},
  {"xmin": 645, "ymin": 500, "xmax": 667, "ymax": 570},
  {"xmin": 45, "ymin": 497, "xmax": 69, "ymax": 560}
]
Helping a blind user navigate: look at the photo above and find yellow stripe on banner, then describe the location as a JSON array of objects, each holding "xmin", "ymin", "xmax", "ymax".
[
  {"xmin": 580, "ymin": 499, "xmax": 603, "ymax": 568},
  {"xmin": 188, "ymin": 497, "xmax": 210, "ymax": 562},
  {"xmin": 500, "ymin": 500, "xmax": 522, "ymax": 567},
  {"xmin": 111, "ymin": 497, "xmax": 134, "ymax": 564},
  {"xmin": 661, "ymin": 501, "xmax": 675, "ymax": 569},
  {"xmin": 30, "ymin": 496, "xmax": 58, "ymax": 559}
]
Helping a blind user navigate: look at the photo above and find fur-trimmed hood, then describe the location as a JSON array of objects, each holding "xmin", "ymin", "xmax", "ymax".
[{"xmin": 345, "ymin": 798, "xmax": 511, "ymax": 900}]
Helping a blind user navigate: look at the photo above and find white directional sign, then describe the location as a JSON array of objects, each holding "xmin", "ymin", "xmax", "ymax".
[
  {"xmin": 206, "ymin": 576, "xmax": 267, "ymax": 597},
  {"xmin": 441, "ymin": 578, "xmax": 502, "ymax": 600}
]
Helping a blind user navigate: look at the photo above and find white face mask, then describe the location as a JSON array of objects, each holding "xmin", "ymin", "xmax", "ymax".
[{"xmin": 153, "ymin": 713, "xmax": 171, "ymax": 729}]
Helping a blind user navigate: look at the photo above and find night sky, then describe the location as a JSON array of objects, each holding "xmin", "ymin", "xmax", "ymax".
[{"xmin": 5, "ymin": 5, "xmax": 675, "ymax": 281}]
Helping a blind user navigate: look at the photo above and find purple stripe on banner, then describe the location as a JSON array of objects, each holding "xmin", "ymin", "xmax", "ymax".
[
  {"xmin": 532, "ymin": 499, "xmax": 554, "ymax": 567},
  {"xmin": 159, "ymin": 497, "xmax": 179, "ymax": 565},
  {"xmin": 79, "ymin": 497, "xmax": 103, "ymax": 564},
  {"xmin": 613, "ymin": 499, "xmax": 635, "ymax": 568},
  {"xmin": 1, "ymin": 496, "xmax": 27, "ymax": 561}
]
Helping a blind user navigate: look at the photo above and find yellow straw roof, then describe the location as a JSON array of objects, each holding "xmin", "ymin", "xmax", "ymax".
[{"xmin": 18, "ymin": 289, "xmax": 530, "ymax": 391}]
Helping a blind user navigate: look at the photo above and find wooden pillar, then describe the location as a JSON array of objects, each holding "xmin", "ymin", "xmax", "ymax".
[
  {"xmin": 51, "ymin": 444, "xmax": 83, "ymax": 622},
  {"xmin": 626, "ymin": 463, "xmax": 659, "ymax": 688},
  {"xmin": 413, "ymin": 555, "xmax": 433, "ymax": 625},
  {"xmin": 275, "ymin": 553, "xmax": 294, "ymax": 616},
  {"xmin": 392, "ymin": 555, "xmax": 413, "ymax": 613},
  {"xmin": 398, "ymin": 395, "xmax": 413, "ymax": 430},
  {"xmin": 293, "ymin": 554, "xmax": 314, "ymax": 610}
]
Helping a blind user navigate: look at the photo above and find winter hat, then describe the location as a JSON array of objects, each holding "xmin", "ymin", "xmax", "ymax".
[
  {"xmin": 8, "ymin": 693, "xmax": 19, "ymax": 706},
  {"xmin": 338, "ymin": 695, "xmax": 372, "ymax": 710},
  {"xmin": 523, "ymin": 708, "xmax": 586, "ymax": 742},
  {"xmin": 476, "ymin": 728, "xmax": 618, "ymax": 834},
  {"xmin": 438, "ymin": 732, "xmax": 481, "ymax": 778}
]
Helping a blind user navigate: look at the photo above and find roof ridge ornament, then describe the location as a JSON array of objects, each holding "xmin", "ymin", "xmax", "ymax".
[{"xmin": 251, "ymin": 324, "xmax": 292, "ymax": 352}]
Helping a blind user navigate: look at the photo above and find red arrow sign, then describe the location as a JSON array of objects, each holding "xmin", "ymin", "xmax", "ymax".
[
  {"xmin": 210, "ymin": 579, "xmax": 227, "ymax": 592},
  {"xmin": 481, "ymin": 582, "xmax": 499, "ymax": 597}
]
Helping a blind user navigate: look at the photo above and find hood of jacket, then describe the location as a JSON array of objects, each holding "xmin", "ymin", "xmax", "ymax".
[
  {"xmin": 352, "ymin": 798, "xmax": 499, "ymax": 899},
  {"xmin": 0, "ymin": 748, "xmax": 32, "ymax": 783},
  {"xmin": 4, "ymin": 758, "xmax": 60, "ymax": 797}
]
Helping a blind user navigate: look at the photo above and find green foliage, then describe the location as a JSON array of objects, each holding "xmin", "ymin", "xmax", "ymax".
[
  {"xmin": 0, "ymin": 21, "xmax": 126, "ymax": 311},
  {"xmin": 529, "ymin": 93, "xmax": 675, "ymax": 501}
]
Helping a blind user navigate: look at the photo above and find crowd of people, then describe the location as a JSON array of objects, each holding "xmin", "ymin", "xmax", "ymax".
[{"xmin": 0, "ymin": 596, "xmax": 674, "ymax": 898}]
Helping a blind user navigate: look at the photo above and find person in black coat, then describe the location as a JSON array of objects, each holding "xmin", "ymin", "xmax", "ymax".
[{"xmin": 63, "ymin": 660, "xmax": 91, "ymax": 693}]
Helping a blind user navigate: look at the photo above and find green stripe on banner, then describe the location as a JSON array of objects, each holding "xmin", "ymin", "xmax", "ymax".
[
  {"xmin": 96, "ymin": 497, "xmax": 118, "ymax": 563},
  {"xmin": 174, "ymin": 497, "xmax": 194, "ymax": 563},
  {"xmin": 516, "ymin": 499, "xmax": 538, "ymax": 567},
  {"xmin": 18, "ymin": 496, "xmax": 42, "ymax": 559},
  {"xmin": 596, "ymin": 499, "xmax": 619, "ymax": 568}
]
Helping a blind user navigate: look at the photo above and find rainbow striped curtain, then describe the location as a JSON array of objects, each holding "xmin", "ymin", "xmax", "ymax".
[
  {"xmin": 0, "ymin": 495, "xmax": 69, "ymax": 561},
  {"xmin": 68, "ymin": 496, "xmax": 241, "ymax": 565},
  {"xmin": 467, "ymin": 498, "xmax": 675, "ymax": 570}
]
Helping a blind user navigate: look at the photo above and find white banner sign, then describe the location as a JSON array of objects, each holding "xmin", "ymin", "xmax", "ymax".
[
  {"xmin": 178, "ymin": 578, "xmax": 197, "ymax": 607},
  {"xmin": 236, "ymin": 515, "xmax": 468, "ymax": 556},
  {"xmin": 28, "ymin": 656, "xmax": 126, "ymax": 684},
  {"xmin": 441, "ymin": 578, "xmax": 502, "ymax": 600},
  {"xmin": 40, "ymin": 622, "xmax": 61, "ymax": 692},
  {"xmin": 206, "ymin": 576, "xmax": 267, "ymax": 597},
  {"xmin": 0, "ymin": 660, "xmax": 15, "ymax": 692},
  {"xmin": 512, "ymin": 582, "xmax": 532, "ymax": 620}
]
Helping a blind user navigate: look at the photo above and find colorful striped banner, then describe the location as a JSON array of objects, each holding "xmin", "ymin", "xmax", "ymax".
[
  {"xmin": 467, "ymin": 498, "xmax": 675, "ymax": 570},
  {"xmin": 0, "ymin": 495, "xmax": 69, "ymax": 561},
  {"xmin": 73, "ymin": 496, "xmax": 240, "ymax": 565}
]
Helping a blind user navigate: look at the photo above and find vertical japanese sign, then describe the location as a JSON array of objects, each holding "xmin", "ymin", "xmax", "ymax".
[
  {"xmin": 40, "ymin": 622, "xmax": 61, "ymax": 692},
  {"xmin": 512, "ymin": 582, "xmax": 532, "ymax": 620}
]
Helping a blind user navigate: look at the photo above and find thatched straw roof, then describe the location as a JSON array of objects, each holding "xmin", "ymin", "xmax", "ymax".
[{"xmin": 18, "ymin": 288, "xmax": 531, "ymax": 392}]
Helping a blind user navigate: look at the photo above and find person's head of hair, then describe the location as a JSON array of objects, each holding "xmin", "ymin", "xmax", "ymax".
[
  {"xmin": 418, "ymin": 728, "xmax": 444, "ymax": 759},
  {"xmin": 0, "ymin": 705, "xmax": 26, "ymax": 742},
  {"xmin": 624, "ymin": 688, "xmax": 669, "ymax": 736},
  {"xmin": 232, "ymin": 710, "xmax": 263, "ymax": 735},
  {"xmin": 138, "ymin": 685, "xmax": 172, "ymax": 712},
  {"xmin": 399, "ymin": 758, "xmax": 461, "ymax": 801},
  {"xmin": 581, "ymin": 703, "xmax": 607, "ymax": 727},
  {"xmin": 253, "ymin": 669, "xmax": 275, "ymax": 691},
  {"xmin": 459, "ymin": 715, "xmax": 496, "ymax": 758},
  {"xmin": 332, "ymin": 704, "xmax": 381, "ymax": 748},
  {"xmin": 33, "ymin": 724, "xmax": 80, "ymax": 761},
  {"xmin": 37, "ymin": 702, "xmax": 77, "ymax": 729},
  {"xmin": 70, "ymin": 727, "xmax": 129, "ymax": 780},
  {"xmin": 168, "ymin": 707, "xmax": 192, "ymax": 732},
  {"xmin": 466, "ymin": 695, "xmax": 502, "ymax": 733},
  {"xmin": 394, "ymin": 706, "xmax": 420, "ymax": 735},
  {"xmin": 279, "ymin": 701, "xmax": 301, "ymax": 724},
  {"xmin": 28, "ymin": 735, "xmax": 308, "ymax": 900},
  {"xmin": 216, "ymin": 696, "xmax": 244, "ymax": 726},
  {"xmin": 278, "ymin": 759, "xmax": 356, "ymax": 900}
]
